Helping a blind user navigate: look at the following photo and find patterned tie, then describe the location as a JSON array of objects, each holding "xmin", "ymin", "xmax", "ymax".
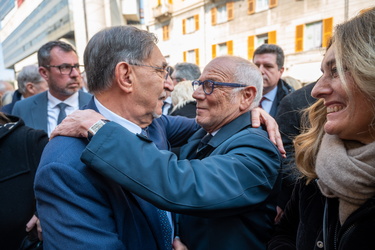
[
  {"xmin": 57, "ymin": 103, "xmax": 68, "ymax": 125},
  {"xmin": 140, "ymin": 127, "xmax": 172, "ymax": 248},
  {"xmin": 258, "ymin": 96, "xmax": 266, "ymax": 109}
]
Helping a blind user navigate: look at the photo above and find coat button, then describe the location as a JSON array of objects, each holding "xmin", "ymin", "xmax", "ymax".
[{"xmin": 316, "ymin": 241, "xmax": 324, "ymax": 248}]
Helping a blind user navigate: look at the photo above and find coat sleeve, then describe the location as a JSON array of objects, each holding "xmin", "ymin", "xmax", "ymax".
[
  {"xmin": 34, "ymin": 160, "xmax": 126, "ymax": 249},
  {"xmin": 81, "ymin": 122, "xmax": 281, "ymax": 217}
]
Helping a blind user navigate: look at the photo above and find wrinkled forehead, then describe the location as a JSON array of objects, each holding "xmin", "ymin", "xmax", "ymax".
[{"xmin": 201, "ymin": 59, "xmax": 234, "ymax": 82}]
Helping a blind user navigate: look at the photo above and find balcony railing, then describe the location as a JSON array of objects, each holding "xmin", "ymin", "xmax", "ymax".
[{"xmin": 152, "ymin": 3, "xmax": 172, "ymax": 22}]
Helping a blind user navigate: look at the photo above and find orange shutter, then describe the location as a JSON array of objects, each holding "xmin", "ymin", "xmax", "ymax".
[
  {"xmin": 248, "ymin": 36, "xmax": 255, "ymax": 60},
  {"xmin": 268, "ymin": 30, "xmax": 276, "ymax": 44},
  {"xmin": 195, "ymin": 14, "xmax": 200, "ymax": 31},
  {"xmin": 195, "ymin": 49, "xmax": 200, "ymax": 66},
  {"xmin": 211, "ymin": 8, "xmax": 217, "ymax": 26},
  {"xmin": 322, "ymin": 17, "xmax": 333, "ymax": 48},
  {"xmin": 157, "ymin": 0, "xmax": 161, "ymax": 6},
  {"xmin": 212, "ymin": 44, "xmax": 217, "ymax": 59},
  {"xmin": 269, "ymin": 0, "xmax": 278, "ymax": 8},
  {"xmin": 295, "ymin": 24, "xmax": 304, "ymax": 52},
  {"xmin": 168, "ymin": 0, "xmax": 173, "ymax": 4},
  {"xmin": 227, "ymin": 40, "xmax": 233, "ymax": 55},
  {"xmin": 182, "ymin": 19, "xmax": 186, "ymax": 34},
  {"xmin": 248, "ymin": 0, "xmax": 255, "ymax": 15},
  {"xmin": 227, "ymin": 2, "xmax": 234, "ymax": 21},
  {"xmin": 183, "ymin": 51, "xmax": 187, "ymax": 62}
]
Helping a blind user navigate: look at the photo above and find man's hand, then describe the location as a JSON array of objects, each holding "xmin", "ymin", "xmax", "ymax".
[
  {"xmin": 173, "ymin": 237, "xmax": 188, "ymax": 250},
  {"xmin": 26, "ymin": 215, "xmax": 42, "ymax": 241},
  {"xmin": 50, "ymin": 109, "xmax": 106, "ymax": 139},
  {"xmin": 251, "ymin": 108, "xmax": 286, "ymax": 158}
]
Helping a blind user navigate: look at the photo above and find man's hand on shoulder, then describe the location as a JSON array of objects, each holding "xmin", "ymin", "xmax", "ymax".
[
  {"xmin": 50, "ymin": 109, "xmax": 106, "ymax": 140},
  {"xmin": 251, "ymin": 107, "xmax": 286, "ymax": 158}
]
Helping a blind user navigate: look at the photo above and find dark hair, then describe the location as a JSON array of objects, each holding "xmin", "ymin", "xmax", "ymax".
[
  {"xmin": 253, "ymin": 44, "xmax": 285, "ymax": 69},
  {"xmin": 83, "ymin": 26, "xmax": 158, "ymax": 93},
  {"xmin": 37, "ymin": 40, "xmax": 77, "ymax": 67}
]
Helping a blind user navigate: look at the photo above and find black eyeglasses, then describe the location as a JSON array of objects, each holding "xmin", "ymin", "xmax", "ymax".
[
  {"xmin": 130, "ymin": 63, "xmax": 172, "ymax": 80},
  {"xmin": 44, "ymin": 64, "xmax": 84, "ymax": 75},
  {"xmin": 192, "ymin": 80, "xmax": 247, "ymax": 95}
]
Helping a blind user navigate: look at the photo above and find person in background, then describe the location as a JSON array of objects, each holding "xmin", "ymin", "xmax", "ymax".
[
  {"xmin": 163, "ymin": 62, "xmax": 201, "ymax": 115},
  {"xmin": 171, "ymin": 62, "xmax": 201, "ymax": 86},
  {"xmin": 1, "ymin": 64, "xmax": 48, "ymax": 114},
  {"xmin": 274, "ymin": 81, "xmax": 317, "ymax": 223},
  {"xmin": 282, "ymin": 75, "xmax": 302, "ymax": 90},
  {"xmin": 0, "ymin": 81, "xmax": 15, "ymax": 107},
  {"xmin": 0, "ymin": 112, "xmax": 48, "ymax": 249},
  {"xmin": 253, "ymin": 44, "xmax": 294, "ymax": 117},
  {"xmin": 268, "ymin": 8, "xmax": 375, "ymax": 249},
  {"xmin": 12, "ymin": 40, "xmax": 91, "ymax": 136},
  {"xmin": 170, "ymin": 80, "xmax": 196, "ymax": 118}
]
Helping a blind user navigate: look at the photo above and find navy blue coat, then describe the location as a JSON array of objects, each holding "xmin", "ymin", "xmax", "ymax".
[{"xmin": 81, "ymin": 112, "xmax": 282, "ymax": 249}]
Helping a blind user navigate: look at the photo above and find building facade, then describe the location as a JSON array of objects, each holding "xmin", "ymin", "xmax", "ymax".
[{"xmin": 0, "ymin": 0, "xmax": 372, "ymax": 83}]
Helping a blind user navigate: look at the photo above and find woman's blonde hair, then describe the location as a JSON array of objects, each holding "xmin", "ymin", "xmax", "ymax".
[{"xmin": 294, "ymin": 7, "xmax": 375, "ymax": 183}]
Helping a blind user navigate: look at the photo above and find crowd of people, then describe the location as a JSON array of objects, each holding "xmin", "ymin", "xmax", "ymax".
[{"xmin": 1, "ymin": 6, "xmax": 374, "ymax": 249}]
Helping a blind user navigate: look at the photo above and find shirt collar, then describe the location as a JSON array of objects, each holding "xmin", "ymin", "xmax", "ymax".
[
  {"xmin": 263, "ymin": 85, "xmax": 278, "ymax": 102},
  {"xmin": 48, "ymin": 91, "xmax": 79, "ymax": 108},
  {"xmin": 94, "ymin": 97, "xmax": 142, "ymax": 135}
]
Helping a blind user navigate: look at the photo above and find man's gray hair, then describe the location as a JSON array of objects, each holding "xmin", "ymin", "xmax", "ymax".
[
  {"xmin": 173, "ymin": 62, "xmax": 201, "ymax": 81},
  {"xmin": 17, "ymin": 65, "xmax": 45, "ymax": 95},
  {"xmin": 84, "ymin": 26, "xmax": 158, "ymax": 93}
]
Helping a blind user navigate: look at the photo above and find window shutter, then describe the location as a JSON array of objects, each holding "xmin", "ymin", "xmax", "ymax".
[
  {"xmin": 157, "ymin": 0, "xmax": 161, "ymax": 6},
  {"xmin": 322, "ymin": 17, "xmax": 333, "ymax": 48},
  {"xmin": 268, "ymin": 30, "xmax": 277, "ymax": 44},
  {"xmin": 295, "ymin": 24, "xmax": 304, "ymax": 52},
  {"xmin": 211, "ymin": 8, "xmax": 217, "ymax": 26},
  {"xmin": 163, "ymin": 25, "xmax": 169, "ymax": 41},
  {"xmin": 227, "ymin": 40, "xmax": 233, "ymax": 55},
  {"xmin": 212, "ymin": 44, "xmax": 217, "ymax": 59},
  {"xmin": 195, "ymin": 49, "xmax": 200, "ymax": 66},
  {"xmin": 168, "ymin": 0, "xmax": 173, "ymax": 4},
  {"xmin": 248, "ymin": 0, "xmax": 255, "ymax": 15},
  {"xmin": 269, "ymin": 0, "xmax": 278, "ymax": 8},
  {"xmin": 195, "ymin": 14, "xmax": 200, "ymax": 31},
  {"xmin": 227, "ymin": 2, "xmax": 234, "ymax": 21},
  {"xmin": 182, "ymin": 19, "xmax": 186, "ymax": 34},
  {"xmin": 183, "ymin": 51, "xmax": 187, "ymax": 62},
  {"xmin": 248, "ymin": 36, "xmax": 255, "ymax": 60}
]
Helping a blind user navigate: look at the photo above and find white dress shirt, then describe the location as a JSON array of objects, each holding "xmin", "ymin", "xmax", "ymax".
[{"xmin": 261, "ymin": 86, "xmax": 278, "ymax": 114}]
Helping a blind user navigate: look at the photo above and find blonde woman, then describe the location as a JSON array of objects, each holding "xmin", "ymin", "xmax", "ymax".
[{"xmin": 268, "ymin": 8, "xmax": 375, "ymax": 249}]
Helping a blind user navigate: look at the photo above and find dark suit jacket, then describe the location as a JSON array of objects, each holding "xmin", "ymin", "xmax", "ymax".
[
  {"xmin": 0, "ymin": 115, "xmax": 48, "ymax": 250},
  {"xmin": 268, "ymin": 79, "xmax": 295, "ymax": 117},
  {"xmin": 1, "ymin": 90, "xmax": 22, "ymax": 114},
  {"xmin": 275, "ymin": 82, "xmax": 317, "ymax": 208},
  {"xmin": 81, "ymin": 112, "xmax": 282, "ymax": 250},
  {"xmin": 12, "ymin": 90, "xmax": 92, "ymax": 133},
  {"xmin": 34, "ymin": 99, "xmax": 171, "ymax": 249}
]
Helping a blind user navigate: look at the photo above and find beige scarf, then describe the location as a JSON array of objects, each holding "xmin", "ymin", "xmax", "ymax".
[{"xmin": 316, "ymin": 134, "xmax": 375, "ymax": 224}]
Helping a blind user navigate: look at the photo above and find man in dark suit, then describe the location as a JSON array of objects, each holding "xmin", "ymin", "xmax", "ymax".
[
  {"xmin": 253, "ymin": 44, "xmax": 294, "ymax": 117},
  {"xmin": 274, "ymin": 81, "xmax": 317, "ymax": 222},
  {"xmin": 34, "ymin": 26, "xmax": 193, "ymax": 249},
  {"xmin": 56, "ymin": 55, "xmax": 282, "ymax": 249},
  {"xmin": 1, "ymin": 64, "xmax": 48, "ymax": 114},
  {"xmin": 12, "ymin": 41, "xmax": 91, "ymax": 136}
]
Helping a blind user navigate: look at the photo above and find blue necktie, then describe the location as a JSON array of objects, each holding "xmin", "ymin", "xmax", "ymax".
[
  {"xmin": 57, "ymin": 103, "xmax": 68, "ymax": 125},
  {"xmin": 140, "ymin": 127, "xmax": 172, "ymax": 248}
]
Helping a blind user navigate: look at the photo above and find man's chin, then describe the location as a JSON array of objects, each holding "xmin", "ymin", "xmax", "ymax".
[{"xmin": 152, "ymin": 111, "xmax": 162, "ymax": 119}]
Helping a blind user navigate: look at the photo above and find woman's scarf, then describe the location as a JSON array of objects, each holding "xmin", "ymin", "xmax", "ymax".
[{"xmin": 316, "ymin": 133, "xmax": 375, "ymax": 224}]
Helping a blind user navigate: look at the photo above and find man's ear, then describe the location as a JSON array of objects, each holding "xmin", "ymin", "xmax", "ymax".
[
  {"xmin": 38, "ymin": 67, "xmax": 49, "ymax": 80},
  {"xmin": 239, "ymin": 86, "xmax": 257, "ymax": 111},
  {"xmin": 25, "ymin": 82, "xmax": 36, "ymax": 95},
  {"xmin": 115, "ymin": 62, "xmax": 133, "ymax": 93}
]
